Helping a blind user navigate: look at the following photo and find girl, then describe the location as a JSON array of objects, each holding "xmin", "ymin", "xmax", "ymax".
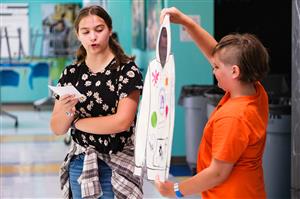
[{"xmin": 50, "ymin": 5, "xmax": 143, "ymax": 199}]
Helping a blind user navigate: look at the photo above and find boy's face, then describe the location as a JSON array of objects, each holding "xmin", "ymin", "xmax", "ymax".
[{"xmin": 212, "ymin": 53, "xmax": 235, "ymax": 92}]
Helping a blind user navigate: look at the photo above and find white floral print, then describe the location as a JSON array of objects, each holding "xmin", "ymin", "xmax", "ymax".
[
  {"xmin": 85, "ymin": 81, "xmax": 91, "ymax": 87},
  {"xmin": 70, "ymin": 68, "xmax": 76, "ymax": 73},
  {"xmin": 79, "ymin": 95, "xmax": 87, "ymax": 103},
  {"xmin": 89, "ymin": 135, "xmax": 96, "ymax": 142},
  {"xmin": 106, "ymin": 80, "xmax": 115, "ymax": 91},
  {"xmin": 105, "ymin": 70, "xmax": 111, "ymax": 75},
  {"xmin": 96, "ymin": 97, "xmax": 103, "ymax": 104},
  {"xmin": 118, "ymin": 84, "xmax": 123, "ymax": 90},
  {"xmin": 82, "ymin": 74, "xmax": 88, "ymax": 80},
  {"xmin": 87, "ymin": 91, "xmax": 93, "ymax": 97},
  {"xmin": 123, "ymin": 78, "xmax": 129, "ymax": 84},
  {"xmin": 95, "ymin": 81, "xmax": 101, "ymax": 86},
  {"xmin": 102, "ymin": 104, "xmax": 109, "ymax": 111},
  {"xmin": 127, "ymin": 70, "xmax": 135, "ymax": 78},
  {"xmin": 120, "ymin": 93, "xmax": 127, "ymax": 99},
  {"xmin": 131, "ymin": 66, "xmax": 138, "ymax": 71},
  {"xmin": 93, "ymin": 92, "xmax": 99, "ymax": 98},
  {"xmin": 104, "ymin": 140, "xmax": 108, "ymax": 146},
  {"xmin": 87, "ymin": 101, "xmax": 94, "ymax": 111}
]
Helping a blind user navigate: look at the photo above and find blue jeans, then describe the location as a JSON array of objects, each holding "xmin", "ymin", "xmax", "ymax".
[{"xmin": 69, "ymin": 154, "xmax": 114, "ymax": 199}]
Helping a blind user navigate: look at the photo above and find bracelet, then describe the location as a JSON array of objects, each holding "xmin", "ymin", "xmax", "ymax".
[
  {"xmin": 71, "ymin": 114, "xmax": 80, "ymax": 128},
  {"xmin": 174, "ymin": 183, "xmax": 184, "ymax": 198}
]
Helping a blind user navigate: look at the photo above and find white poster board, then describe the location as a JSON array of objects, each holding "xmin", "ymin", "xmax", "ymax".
[{"xmin": 134, "ymin": 15, "xmax": 175, "ymax": 182}]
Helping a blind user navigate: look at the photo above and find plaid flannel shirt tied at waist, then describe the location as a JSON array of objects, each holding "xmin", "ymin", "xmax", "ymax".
[{"xmin": 60, "ymin": 141, "xmax": 143, "ymax": 199}]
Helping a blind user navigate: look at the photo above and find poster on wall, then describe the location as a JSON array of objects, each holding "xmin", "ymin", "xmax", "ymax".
[
  {"xmin": 41, "ymin": 3, "xmax": 81, "ymax": 57},
  {"xmin": 180, "ymin": 15, "xmax": 200, "ymax": 42},
  {"xmin": 132, "ymin": 0, "xmax": 145, "ymax": 50},
  {"xmin": 146, "ymin": 0, "xmax": 163, "ymax": 50}
]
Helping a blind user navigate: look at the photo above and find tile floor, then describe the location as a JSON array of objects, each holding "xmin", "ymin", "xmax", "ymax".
[{"xmin": 0, "ymin": 106, "xmax": 199, "ymax": 199}]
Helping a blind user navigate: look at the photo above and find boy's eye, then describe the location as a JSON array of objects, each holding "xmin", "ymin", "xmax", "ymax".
[{"xmin": 96, "ymin": 29, "xmax": 103, "ymax": 32}]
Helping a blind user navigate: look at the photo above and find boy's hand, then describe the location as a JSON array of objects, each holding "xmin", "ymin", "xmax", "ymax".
[
  {"xmin": 160, "ymin": 7, "xmax": 188, "ymax": 25},
  {"xmin": 154, "ymin": 176, "xmax": 176, "ymax": 198}
]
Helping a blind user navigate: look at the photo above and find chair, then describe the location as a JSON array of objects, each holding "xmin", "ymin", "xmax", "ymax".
[
  {"xmin": 28, "ymin": 62, "xmax": 53, "ymax": 110},
  {"xmin": 29, "ymin": 62, "xmax": 49, "ymax": 89},
  {"xmin": 0, "ymin": 70, "xmax": 19, "ymax": 127}
]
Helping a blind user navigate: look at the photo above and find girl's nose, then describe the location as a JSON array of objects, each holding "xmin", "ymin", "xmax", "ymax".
[{"xmin": 90, "ymin": 31, "xmax": 96, "ymax": 41}]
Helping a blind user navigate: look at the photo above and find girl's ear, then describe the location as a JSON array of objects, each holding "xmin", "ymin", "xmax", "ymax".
[{"xmin": 232, "ymin": 65, "xmax": 240, "ymax": 79}]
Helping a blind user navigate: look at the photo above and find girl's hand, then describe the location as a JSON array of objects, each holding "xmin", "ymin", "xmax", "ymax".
[{"xmin": 56, "ymin": 94, "xmax": 78, "ymax": 117}]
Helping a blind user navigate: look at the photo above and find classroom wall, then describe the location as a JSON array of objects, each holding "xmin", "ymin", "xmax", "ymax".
[
  {"xmin": 154, "ymin": 0, "xmax": 214, "ymax": 156},
  {"xmin": 107, "ymin": 1, "xmax": 132, "ymax": 55}
]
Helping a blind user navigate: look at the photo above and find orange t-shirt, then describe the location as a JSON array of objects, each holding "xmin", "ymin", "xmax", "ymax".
[{"xmin": 197, "ymin": 82, "xmax": 269, "ymax": 199}]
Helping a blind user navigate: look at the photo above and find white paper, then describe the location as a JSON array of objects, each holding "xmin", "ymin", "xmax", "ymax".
[{"xmin": 48, "ymin": 85, "xmax": 84, "ymax": 99}]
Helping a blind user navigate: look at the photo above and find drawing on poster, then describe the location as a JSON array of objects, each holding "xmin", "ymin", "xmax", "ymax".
[{"xmin": 134, "ymin": 15, "xmax": 175, "ymax": 182}]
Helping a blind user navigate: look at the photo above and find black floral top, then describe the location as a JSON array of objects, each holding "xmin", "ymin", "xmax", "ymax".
[{"xmin": 57, "ymin": 58, "xmax": 143, "ymax": 154}]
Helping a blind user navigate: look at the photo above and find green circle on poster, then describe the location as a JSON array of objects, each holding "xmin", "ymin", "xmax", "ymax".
[{"xmin": 151, "ymin": 112, "xmax": 157, "ymax": 128}]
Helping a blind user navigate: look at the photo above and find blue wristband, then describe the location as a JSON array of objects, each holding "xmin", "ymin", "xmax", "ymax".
[{"xmin": 174, "ymin": 183, "xmax": 184, "ymax": 198}]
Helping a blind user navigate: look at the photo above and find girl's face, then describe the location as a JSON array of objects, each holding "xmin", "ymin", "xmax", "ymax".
[
  {"xmin": 211, "ymin": 53, "xmax": 235, "ymax": 92},
  {"xmin": 77, "ymin": 14, "xmax": 112, "ymax": 55}
]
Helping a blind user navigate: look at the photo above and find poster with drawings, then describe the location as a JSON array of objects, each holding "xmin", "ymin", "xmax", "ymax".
[
  {"xmin": 41, "ymin": 3, "xmax": 81, "ymax": 57},
  {"xmin": 134, "ymin": 15, "xmax": 175, "ymax": 182}
]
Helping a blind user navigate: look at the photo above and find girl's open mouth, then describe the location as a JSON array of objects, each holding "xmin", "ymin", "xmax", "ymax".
[{"xmin": 91, "ymin": 44, "xmax": 99, "ymax": 47}]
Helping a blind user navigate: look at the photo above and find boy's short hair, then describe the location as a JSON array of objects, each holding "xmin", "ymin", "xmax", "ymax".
[{"xmin": 212, "ymin": 33, "xmax": 270, "ymax": 83}]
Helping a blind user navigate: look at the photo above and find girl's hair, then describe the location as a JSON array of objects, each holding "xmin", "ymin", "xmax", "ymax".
[
  {"xmin": 212, "ymin": 33, "xmax": 270, "ymax": 83},
  {"xmin": 74, "ymin": 5, "xmax": 134, "ymax": 68}
]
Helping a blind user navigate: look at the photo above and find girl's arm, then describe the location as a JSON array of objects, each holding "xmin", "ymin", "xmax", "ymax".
[{"xmin": 74, "ymin": 90, "xmax": 140, "ymax": 134}]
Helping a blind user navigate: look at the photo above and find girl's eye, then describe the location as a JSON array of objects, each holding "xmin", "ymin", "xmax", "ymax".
[{"xmin": 82, "ymin": 32, "xmax": 89, "ymax": 35}]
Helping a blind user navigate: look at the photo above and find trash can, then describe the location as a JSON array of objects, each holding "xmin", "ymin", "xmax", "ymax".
[
  {"xmin": 263, "ymin": 96, "xmax": 291, "ymax": 199},
  {"xmin": 204, "ymin": 87, "xmax": 224, "ymax": 118},
  {"xmin": 179, "ymin": 85, "xmax": 213, "ymax": 174},
  {"xmin": 261, "ymin": 74, "xmax": 291, "ymax": 199}
]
